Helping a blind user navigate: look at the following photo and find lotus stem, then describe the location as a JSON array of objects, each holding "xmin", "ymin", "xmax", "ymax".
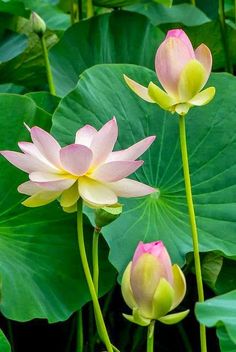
[
  {"xmin": 218, "ymin": 0, "xmax": 233, "ymax": 73},
  {"xmin": 178, "ymin": 114, "xmax": 207, "ymax": 352},
  {"xmin": 40, "ymin": 35, "xmax": 56, "ymax": 95},
  {"xmin": 76, "ymin": 309, "xmax": 83, "ymax": 352},
  {"xmin": 147, "ymin": 321, "xmax": 155, "ymax": 352},
  {"xmin": 77, "ymin": 199, "xmax": 113, "ymax": 352}
]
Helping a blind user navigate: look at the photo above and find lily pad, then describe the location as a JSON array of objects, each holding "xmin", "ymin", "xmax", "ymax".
[
  {"xmin": 195, "ymin": 290, "xmax": 236, "ymax": 345},
  {"xmin": 125, "ymin": 3, "xmax": 210, "ymax": 26},
  {"xmin": 0, "ymin": 32, "xmax": 27, "ymax": 63},
  {"xmin": 0, "ymin": 330, "xmax": 11, "ymax": 352},
  {"xmin": 49, "ymin": 11, "xmax": 164, "ymax": 96},
  {"xmin": 217, "ymin": 326, "xmax": 236, "ymax": 352},
  {"xmin": 51, "ymin": 64, "xmax": 236, "ymax": 276},
  {"xmin": 0, "ymin": 94, "xmax": 116, "ymax": 322}
]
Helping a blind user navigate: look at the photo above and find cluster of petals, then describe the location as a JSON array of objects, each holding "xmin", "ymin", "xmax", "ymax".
[
  {"xmin": 124, "ymin": 29, "xmax": 215, "ymax": 115},
  {"xmin": 121, "ymin": 241, "xmax": 189, "ymax": 326},
  {"xmin": 0, "ymin": 118, "xmax": 156, "ymax": 211}
]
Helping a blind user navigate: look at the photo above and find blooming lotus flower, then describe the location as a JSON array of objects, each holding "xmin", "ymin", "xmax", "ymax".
[
  {"xmin": 0, "ymin": 118, "xmax": 156, "ymax": 211},
  {"xmin": 124, "ymin": 29, "xmax": 215, "ymax": 115},
  {"xmin": 121, "ymin": 241, "xmax": 189, "ymax": 326}
]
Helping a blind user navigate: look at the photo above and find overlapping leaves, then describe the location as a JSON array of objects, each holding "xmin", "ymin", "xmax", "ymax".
[{"xmin": 52, "ymin": 64, "xmax": 236, "ymax": 276}]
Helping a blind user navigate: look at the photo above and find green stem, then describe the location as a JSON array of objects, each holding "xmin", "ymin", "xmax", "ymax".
[
  {"xmin": 146, "ymin": 321, "xmax": 155, "ymax": 352},
  {"xmin": 86, "ymin": 0, "xmax": 94, "ymax": 18},
  {"xmin": 235, "ymin": 0, "xmax": 236, "ymax": 24},
  {"xmin": 178, "ymin": 115, "xmax": 207, "ymax": 352},
  {"xmin": 92, "ymin": 227, "xmax": 100, "ymax": 294},
  {"xmin": 40, "ymin": 35, "xmax": 56, "ymax": 95},
  {"xmin": 77, "ymin": 199, "xmax": 113, "ymax": 352},
  {"xmin": 218, "ymin": 0, "xmax": 233, "ymax": 73},
  {"xmin": 190, "ymin": 0, "xmax": 196, "ymax": 5},
  {"xmin": 7, "ymin": 320, "xmax": 15, "ymax": 352},
  {"xmin": 76, "ymin": 310, "xmax": 83, "ymax": 352}
]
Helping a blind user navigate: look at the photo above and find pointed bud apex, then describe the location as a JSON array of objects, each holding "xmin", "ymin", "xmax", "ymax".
[
  {"xmin": 95, "ymin": 203, "xmax": 122, "ymax": 228},
  {"xmin": 31, "ymin": 12, "xmax": 46, "ymax": 36}
]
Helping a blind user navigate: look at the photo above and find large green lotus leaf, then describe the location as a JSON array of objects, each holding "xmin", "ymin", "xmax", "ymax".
[
  {"xmin": 49, "ymin": 11, "xmax": 164, "ymax": 96},
  {"xmin": 94, "ymin": 0, "xmax": 172, "ymax": 8},
  {"xmin": 125, "ymin": 3, "xmax": 210, "ymax": 26},
  {"xmin": 0, "ymin": 32, "xmax": 27, "ymax": 63},
  {"xmin": 0, "ymin": 83, "xmax": 26, "ymax": 93},
  {"xmin": 0, "ymin": 0, "xmax": 29, "ymax": 16},
  {"xmin": 217, "ymin": 327, "xmax": 236, "ymax": 352},
  {"xmin": 0, "ymin": 94, "xmax": 116, "ymax": 322},
  {"xmin": 52, "ymin": 64, "xmax": 236, "ymax": 275},
  {"xmin": 196, "ymin": 290, "xmax": 236, "ymax": 345},
  {"xmin": 215, "ymin": 258, "xmax": 236, "ymax": 295},
  {"xmin": 0, "ymin": 330, "xmax": 11, "ymax": 352},
  {"xmin": 26, "ymin": 91, "xmax": 60, "ymax": 114}
]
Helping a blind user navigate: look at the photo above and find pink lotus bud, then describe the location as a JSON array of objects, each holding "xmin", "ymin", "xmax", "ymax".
[
  {"xmin": 121, "ymin": 241, "xmax": 189, "ymax": 326},
  {"xmin": 124, "ymin": 29, "xmax": 215, "ymax": 116}
]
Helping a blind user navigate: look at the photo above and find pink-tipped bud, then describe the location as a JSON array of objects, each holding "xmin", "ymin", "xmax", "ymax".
[{"xmin": 121, "ymin": 241, "xmax": 189, "ymax": 325}]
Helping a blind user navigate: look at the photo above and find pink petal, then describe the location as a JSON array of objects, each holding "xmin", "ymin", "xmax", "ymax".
[
  {"xmin": 0, "ymin": 151, "xmax": 54, "ymax": 173},
  {"xmin": 131, "ymin": 241, "xmax": 173, "ymax": 291},
  {"xmin": 108, "ymin": 178, "xmax": 156, "ymax": 197},
  {"xmin": 18, "ymin": 181, "xmax": 44, "ymax": 195},
  {"xmin": 29, "ymin": 172, "xmax": 76, "ymax": 182},
  {"xmin": 60, "ymin": 144, "xmax": 93, "ymax": 176},
  {"xmin": 90, "ymin": 117, "xmax": 118, "ymax": 167},
  {"xmin": 18, "ymin": 142, "xmax": 59, "ymax": 172},
  {"xmin": 155, "ymin": 36, "xmax": 195, "ymax": 97},
  {"xmin": 195, "ymin": 44, "xmax": 212, "ymax": 85},
  {"xmin": 79, "ymin": 177, "xmax": 117, "ymax": 206},
  {"xmin": 30, "ymin": 126, "xmax": 61, "ymax": 168},
  {"xmin": 75, "ymin": 125, "xmax": 97, "ymax": 147},
  {"xmin": 107, "ymin": 136, "xmax": 156, "ymax": 162},
  {"xmin": 90, "ymin": 160, "xmax": 143, "ymax": 182},
  {"xmin": 166, "ymin": 29, "xmax": 194, "ymax": 56}
]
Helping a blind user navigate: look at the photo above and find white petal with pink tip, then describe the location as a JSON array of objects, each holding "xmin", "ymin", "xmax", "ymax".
[
  {"xmin": 90, "ymin": 160, "xmax": 143, "ymax": 182},
  {"xmin": 75, "ymin": 125, "xmax": 97, "ymax": 147},
  {"xmin": 30, "ymin": 127, "xmax": 61, "ymax": 168},
  {"xmin": 107, "ymin": 136, "xmax": 156, "ymax": 162},
  {"xmin": 108, "ymin": 178, "xmax": 155, "ymax": 197},
  {"xmin": 90, "ymin": 117, "xmax": 118, "ymax": 167}
]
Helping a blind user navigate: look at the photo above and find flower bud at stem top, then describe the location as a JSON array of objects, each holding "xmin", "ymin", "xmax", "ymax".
[{"xmin": 31, "ymin": 12, "xmax": 46, "ymax": 37}]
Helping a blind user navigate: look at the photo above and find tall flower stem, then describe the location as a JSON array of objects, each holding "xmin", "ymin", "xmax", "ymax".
[
  {"xmin": 92, "ymin": 227, "xmax": 101, "ymax": 294},
  {"xmin": 146, "ymin": 321, "xmax": 155, "ymax": 352},
  {"xmin": 77, "ymin": 199, "xmax": 113, "ymax": 352},
  {"xmin": 178, "ymin": 115, "xmax": 207, "ymax": 352},
  {"xmin": 40, "ymin": 35, "xmax": 56, "ymax": 95},
  {"xmin": 218, "ymin": 0, "xmax": 233, "ymax": 73},
  {"xmin": 86, "ymin": 0, "xmax": 94, "ymax": 18},
  {"xmin": 190, "ymin": 0, "xmax": 196, "ymax": 5},
  {"xmin": 76, "ymin": 310, "xmax": 83, "ymax": 352}
]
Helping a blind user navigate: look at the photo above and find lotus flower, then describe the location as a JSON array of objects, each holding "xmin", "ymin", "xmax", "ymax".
[
  {"xmin": 0, "ymin": 118, "xmax": 156, "ymax": 211},
  {"xmin": 121, "ymin": 241, "xmax": 189, "ymax": 326},
  {"xmin": 124, "ymin": 29, "xmax": 215, "ymax": 115}
]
